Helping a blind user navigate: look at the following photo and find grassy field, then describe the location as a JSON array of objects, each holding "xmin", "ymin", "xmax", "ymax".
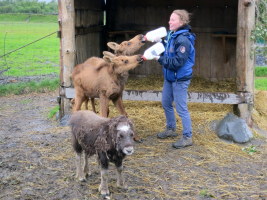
[
  {"xmin": 255, "ymin": 66, "xmax": 267, "ymax": 77},
  {"xmin": 0, "ymin": 14, "xmax": 59, "ymax": 77},
  {"xmin": 255, "ymin": 66, "xmax": 267, "ymax": 90}
]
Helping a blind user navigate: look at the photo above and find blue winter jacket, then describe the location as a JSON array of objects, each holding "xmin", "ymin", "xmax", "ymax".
[{"xmin": 158, "ymin": 25, "xmax": 196, "ymax": 82}]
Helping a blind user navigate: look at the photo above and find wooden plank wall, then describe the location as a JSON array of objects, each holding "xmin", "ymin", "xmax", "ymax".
[
  {"xmin": 74, "ymin": 0, "xmax": 105, "ymax": 65},
  {"xmin": 105, "ymin": 0, "xmax": 238, "ymax": 81}
]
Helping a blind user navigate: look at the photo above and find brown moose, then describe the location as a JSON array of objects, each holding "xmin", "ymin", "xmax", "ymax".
[
  {"xmin": 107, "ymin": 34, "xmax": 145, "ymax": 56},
  {"xmin": 72, "ymin": 34, "xmax": 145, "ymax": 117},
  {"xmin": 72, "ymin": 52, "xmax": 143, "ymax": 117}
]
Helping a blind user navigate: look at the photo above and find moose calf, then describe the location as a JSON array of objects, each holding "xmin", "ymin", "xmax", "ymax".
[
  {"xmin": 72, "ymin": 34, "xmax": 145, "ymax": 116},
  {"xmin": 72, "ymin": 52, "xmax": 143, "ymax": 117}
]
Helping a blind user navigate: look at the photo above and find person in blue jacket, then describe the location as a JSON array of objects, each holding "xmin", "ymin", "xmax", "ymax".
[{"xmin": 153, "ymin": 9, "xmax": 196, "ymax": 148}]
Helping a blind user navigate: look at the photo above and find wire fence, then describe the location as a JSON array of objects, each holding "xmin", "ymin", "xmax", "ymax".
[{"xmin": 0, "ymin": 22, "xmax": 60, "ymax": 85}]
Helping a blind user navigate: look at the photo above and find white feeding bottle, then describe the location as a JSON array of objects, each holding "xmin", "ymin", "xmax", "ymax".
[
  {"xmin": 144, "ymin": 27, "xmax": 167, "ymax": 42},
  {"xmin": 142, "ymin": 42, "xmax": 165, "ymax": 60}
]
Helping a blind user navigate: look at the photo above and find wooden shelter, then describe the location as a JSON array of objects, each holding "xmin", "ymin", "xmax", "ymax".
[{"xmin": 57, "ymin": 0, "xmax": 256, "ymax": 126}]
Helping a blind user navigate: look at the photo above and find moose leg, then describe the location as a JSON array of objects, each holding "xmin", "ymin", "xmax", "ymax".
[
  {"xmin": 90, "ymin": 98, "xmax": 96, "ymax": 113},
  {"xmin": 112, "ymin": 97, "xmax": 127, "ymax": 117},
  {"xmin": 75, "ymin": 153, "xmax": 86, "ymax": 182},
  {"xmin": 73, "ymin": 95, "xmax": 85, "ymax": 112},
  {"xmin": 99, "ymin": 95, "xmax": 109, "ymax": 117},
  {"xmin": 84, "ymin": 98, "xmax": 89, "ymax": 110}
]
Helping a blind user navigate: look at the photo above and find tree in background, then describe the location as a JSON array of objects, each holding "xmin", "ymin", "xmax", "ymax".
[
  {"xmin": 253, "ymin": 0, "xmax": 267, "ymax": 63},
  {"xmin": 0, "ymin": 0, "xmax": 58, "ymax": 14}
]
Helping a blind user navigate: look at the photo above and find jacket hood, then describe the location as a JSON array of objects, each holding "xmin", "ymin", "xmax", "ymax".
[{"xmin": 169, "ymin": 25, "xmax": 196, "ymax": 46}]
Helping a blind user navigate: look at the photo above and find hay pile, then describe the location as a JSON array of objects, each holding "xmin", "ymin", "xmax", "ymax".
[
  {"xmin": 82, "ymin": 75, "xmax": 237, "ymax": 139},
  {"xmin": 126, "ymin": 75, "xmax": 236, "ymax": 92},
  {"xmin": 253, "ymin": 90, "xmax": 267, "ymax": 131}
]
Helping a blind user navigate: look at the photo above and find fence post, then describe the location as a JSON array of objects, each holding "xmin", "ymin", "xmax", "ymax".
[
  {"xmin": 58, "ymin": 0, "xmax": 75, "ymax": 119},
  {"xmin": 235, "ymin": 0, "xmax": 256, "ymax": 127}
]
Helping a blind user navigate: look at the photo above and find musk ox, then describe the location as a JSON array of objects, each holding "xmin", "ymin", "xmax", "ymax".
[{"xmin": 69, "ymin": 110, "xmax": 135, "ymax": 198}]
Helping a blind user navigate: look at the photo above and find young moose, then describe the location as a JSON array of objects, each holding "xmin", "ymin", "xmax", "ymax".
[
  {"xmin": 71, "ymin": 34, "xmax": 145, "ymax": 117},
  {"xmin": 69, "ymin": 110, "xmax": 135, "ymax": 198},
  {"xmin": 72, "ymin": 52, "xmax": 143, "ymax": 117}
]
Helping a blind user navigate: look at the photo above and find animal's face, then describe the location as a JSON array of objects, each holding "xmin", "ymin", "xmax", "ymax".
[
  {"xmin": 112, "ymin": 54, "xmax": 143, "ymax": 74},
  {"xmin": 116, "ymin": 122, "xmax": 135, "ymax": 155},
  {"xmin": 107, "ymin": 34, "xmax": 145, "ymax": 56}
]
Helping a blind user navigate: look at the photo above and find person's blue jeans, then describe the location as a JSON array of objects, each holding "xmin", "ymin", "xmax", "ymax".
[{"xmin": 162, "ymin": 79, "xmax": 192, "ymax": 138}]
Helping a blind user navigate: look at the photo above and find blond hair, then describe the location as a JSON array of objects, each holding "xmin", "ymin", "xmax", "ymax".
[{"xmin": 172, "ymin": 9, "xmax": 191, "ymax": 25}]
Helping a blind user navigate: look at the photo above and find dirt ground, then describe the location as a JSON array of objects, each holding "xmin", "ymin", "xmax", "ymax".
[{"xmin": 0, "ymin": 91, "xmax": 266, "ymax": 200}]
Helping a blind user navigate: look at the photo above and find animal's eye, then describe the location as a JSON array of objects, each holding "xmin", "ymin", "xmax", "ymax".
[
  {"xmin": 127, "ymin": 42, "xmax": 131, "ymax": 46},
  {"xmin": 119, "ymin": 134, "xmax": 124, "ymax": 138},
  {"xmin": 130, "ymin": 133, "xmax": 134, "ymax": 137},
  {"xmin": 124, "ymin": 60, "xmax": 128, "ymax": 64}
]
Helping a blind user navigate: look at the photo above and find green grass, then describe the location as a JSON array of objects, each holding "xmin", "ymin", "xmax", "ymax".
[
  {"xmin": 255, "ymin": 77, "xmax": 267, "ymax": 90},
  {"xmin": 255, "ymin": 66, "xmax": 267, "ymax": 77},
  {"xmin": 48, "ymin": 105, "xmax": 59, "ymax": 119},
  {"xmin": 0, "ymin": 78, "xmax": 59, "ymax": 96},
  {"xmin": 0, "ymin": 13, "xmax": 59, "ymax": 77},
  {"xmin": 242, "ymin": 145, "xmax": 258, "ymax": 155}
]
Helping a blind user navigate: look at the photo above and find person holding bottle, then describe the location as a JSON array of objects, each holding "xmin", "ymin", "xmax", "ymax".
[{"xmin": 144, "ymin": 9, "xmax": 196, "ymax": 149}]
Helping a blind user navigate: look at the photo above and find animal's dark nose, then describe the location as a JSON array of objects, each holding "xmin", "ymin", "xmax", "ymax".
[
  {"xmin": 141, "ymin": 34, "xmax": 146, "ymax": 43},
  {"xmin": 137, "ymin": 55, "xmax": 144, "ymax": 63}
]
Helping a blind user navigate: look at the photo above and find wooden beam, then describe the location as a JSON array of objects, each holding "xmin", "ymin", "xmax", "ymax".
[
  {"xmin": 58, "ymin": 0, "xmax": 76, "ymax": 118},
  {"xmin": 236, "ymin": 0, "xmax": 256, "ymax": 126},
  {"xmin": 65, "ymin": 88, "xmax": 253, "ymax": 105}
]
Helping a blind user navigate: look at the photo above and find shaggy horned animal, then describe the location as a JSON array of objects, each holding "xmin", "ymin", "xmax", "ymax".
[
  {"xmin": 70, "ymin": 110, "xmax": 135, "ymax": 197},
  {"xmin": 71, "ymin": 34, "xmax": 145, "ymax": 116},
  {"xmin": 72, "ymin": 52, "xmax": 143, "ymax": 117}
]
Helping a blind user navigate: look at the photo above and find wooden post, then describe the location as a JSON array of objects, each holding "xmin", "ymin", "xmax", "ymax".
[
  {"xmin": 235, "ymin": 0, "xmax": 256, "ymax": 127},
  {"xmin": 58, "ymin": 0, "xmax": 76, "ymax": 118}
]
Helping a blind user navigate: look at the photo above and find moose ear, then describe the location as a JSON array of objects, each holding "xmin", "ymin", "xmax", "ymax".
[
  {"xmin": 103, "ymin": 51, "xmax": 115, "ymax": 58},
  {"xmin": 103, "ymin": 56, "xmax": 112, "ymax": 63},
  {"xmin": 107, "ymin": 42, "xmax": 120, "ymax": 51},
  {"xmin": 103, "ymin": 51, "xmax": 115, "ymax": 63}
]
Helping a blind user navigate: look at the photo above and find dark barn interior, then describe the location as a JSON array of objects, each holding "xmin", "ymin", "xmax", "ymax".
[{"xmin": 74, "ymin": 0, "xmax": 238, "ymax": 81}]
